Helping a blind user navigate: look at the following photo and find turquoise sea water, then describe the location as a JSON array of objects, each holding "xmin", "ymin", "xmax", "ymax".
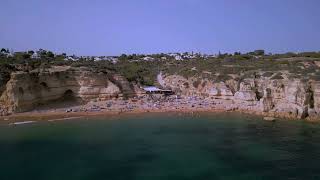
[{"xmin": 1, "ymin": 112, "xmax": 320, "ymax": 180}]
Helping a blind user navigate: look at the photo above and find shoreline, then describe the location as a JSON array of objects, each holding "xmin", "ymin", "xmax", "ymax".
[
  {"xmin": 1, "ymin": 98, "xmax": 319, "ymax": 123},
  {"xmin": 1, "ymin": 107, "xmax": 318, "ymax": 123}
]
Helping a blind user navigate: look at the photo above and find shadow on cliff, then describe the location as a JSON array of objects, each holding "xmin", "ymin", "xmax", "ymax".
[
  {"xmin": 34, "ymin": 89, "xmax": 85, "ymax": 111},
  {"xmin": 107, "ymin": 73, "xmax": 136, "ymax": 99}
]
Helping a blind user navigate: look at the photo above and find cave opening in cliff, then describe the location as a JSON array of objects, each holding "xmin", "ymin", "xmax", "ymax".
[
  {"xmin": 40, "ymin": 82, "xmax": 50, "ymax": 91},
  {"xmin": 310, "ymin": 90, "xmax": 315, "ymax": 109},
  {"xmin": 63, "ymin": 90, "xmax": 76, "ymax": 101},
  {"xmin": 34, "ymin": 89, "xmax": 83, "ymax": 111},
  {"xmin": 58, "ymin": 89, "xmax": 84, "ymax": 106},
  {"xmin": 18, "ymin": 87, "xmax": 24, "ymax": 95}
]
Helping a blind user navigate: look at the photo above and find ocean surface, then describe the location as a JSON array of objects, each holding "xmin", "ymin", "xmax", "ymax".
[{"xmin": 1, "ymin": 112, "xmax": 320, "ymax": 180}]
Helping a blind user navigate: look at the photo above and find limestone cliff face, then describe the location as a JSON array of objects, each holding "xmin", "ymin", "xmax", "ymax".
[
  {"xmin": 0, "ymin": 66, "xmax": 124, "ymax": 115},
  {"xmin": 159, "ymin": 72, "xmax": 319, "ymax": 119},
  {"xmin": 1, "ymin": 65, "xmax": 320, "ymax": 120}
]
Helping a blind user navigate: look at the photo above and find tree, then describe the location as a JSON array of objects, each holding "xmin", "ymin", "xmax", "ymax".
[
  {"xmin": 234, "ymin": 52, "xmax": 241, "ymax": 56},
  {"xmin": 22, "ymin": 53, "xmax": 31, "ymax": 59},
  {"xmin": 283, "ymin": 52, "xmax": 297, "ymax": 58},
  {"xmin": 55, "ymin": 54, "xmax": 66, "ymax": 61},
  {"xmin": 254, "ymin": 50, "xmax": 265, "ymax": 56},
  {"xmin": 119, "ymin": 54, "xmax": 128, "ymax": 61},
  {"xmin": 47, "ymin": 51, "xmax": 55, "ymax": 58},
  {"xmin": 218, "ymin": 51, "xmax": 223, "ymax": 58},
  {"xmin": 1, "ymin": 48, "xmax": 7, "ymax": 53},
  {"xmin": 27, "ymin": 50, "xmax": 35, "ymax": 55},
  {"xmin": 37, "ymin": 49, "xmax": 47, "ymax": 58},
  {"xmin": 127, "ymin": 54, "xmax": 137, "ymax": 60}
]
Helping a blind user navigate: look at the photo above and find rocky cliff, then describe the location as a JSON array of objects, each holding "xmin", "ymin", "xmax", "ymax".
[
  {"xmin": 0, "ymin": 66, "xmax": 132, "ymax": 115},
  {"xmin": 158, "ymin": 72, "xmax": 319, "ymax": 119},
  {"xmin": 1, "ymin": 64, "xmax": 320, "ymax": 120}
]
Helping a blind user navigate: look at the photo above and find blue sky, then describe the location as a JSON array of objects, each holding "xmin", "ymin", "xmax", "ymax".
[{"xmin": 0, "ymin": 0, "xmax": 320, "ymax": 55}]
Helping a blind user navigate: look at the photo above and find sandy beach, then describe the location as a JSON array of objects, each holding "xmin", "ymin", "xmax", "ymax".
[
  {"xmin": 1, "ymin": 95, "xmax": 312, "ymax": 123},
  {"xmin": 0, "ymin": 96, "xmax": 238, "ymax": 121}
]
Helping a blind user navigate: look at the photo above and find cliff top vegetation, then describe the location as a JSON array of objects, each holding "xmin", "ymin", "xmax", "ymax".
[{"xmin": 1, "ymin": 48, "xmax": 320, "ymax": 86}]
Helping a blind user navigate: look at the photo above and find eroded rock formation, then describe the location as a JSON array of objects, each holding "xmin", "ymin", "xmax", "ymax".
[
  {"xmin": 1, "ymin": 65, "xmax": 320, "ymax": 120},
  {"xmin": 159, "ymin": 72, "xmax": 319, "ymax": 119},
  {"xmin": 0, "ymin": 66, "xmax": 126, "ymax": 115}
]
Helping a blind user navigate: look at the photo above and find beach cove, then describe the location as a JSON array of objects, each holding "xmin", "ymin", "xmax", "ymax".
[{"xmin": 1, "ymin": 96, "xmax": 318, "ymax": 123}]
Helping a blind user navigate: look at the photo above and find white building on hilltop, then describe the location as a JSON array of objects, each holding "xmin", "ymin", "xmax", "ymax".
[
  {"xmin": 31, "ymin": 52, "xmax": 40, "ymax": 59},
  {"xmin": 143, "ymin": 57, "xmax": 154, "ymax": 61}
]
